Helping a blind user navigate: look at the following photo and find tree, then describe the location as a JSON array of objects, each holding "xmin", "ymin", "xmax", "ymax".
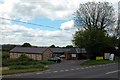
[
  {"xmin": 49, "ymin": 44, "xmax": 56, "ymax": 48},
  {"xmin": 72, "ymin": 29, "xmax": 109, "ymax": 59},
  {"xmin": 73, "ymin": 2, "xmax": 117, "ymax": 59},
  {"xmin": 21, "ymin": 43, "xmax": 32, "ymax": 47},
  {"xmin": 117, "ymin": 38, "xmax": 120, "ymax": 53},
  {"xmin": 66, "ymin": 45, "xmax": 73, "ymax": 48},
  {"xmin": 2, "ymin": 44, "xmax": 17, "ymax": 51},
  {"xmin": 74, "ymin": 2, "xmax": 116, "ymax": 31}
]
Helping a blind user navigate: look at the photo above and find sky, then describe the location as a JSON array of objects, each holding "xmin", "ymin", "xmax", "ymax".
[{"xmin": 0, "ymin": 0, "xmax": 119, "ymax": 47}]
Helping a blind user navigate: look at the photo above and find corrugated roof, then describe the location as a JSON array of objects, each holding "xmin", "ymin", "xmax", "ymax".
[
  {"xmin": 10, "ymin": 47, "xmax": 87, "ymax": 54},
  {"xmin": 10, "ymin": 47, "xmax": 48, "ymax": 54},
  {"xmin": 50, "ymin": 48, "xmax": 69, "ymax": 53},
  {"xmin": 50, "ymin": 48, "xmax": 86, "ymax": 54}
]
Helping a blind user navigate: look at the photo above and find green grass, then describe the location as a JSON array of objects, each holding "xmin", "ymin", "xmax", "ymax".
[
  {"xmin": 80, "ymin": 60, "xmax": 114, "ymax": 66},
  {"xmin": 2, "ymin": 68, "xmax": 47, "ymax": 75},
  {"xmin": 2, "ymin": 51, "xmax": 9, "ymax": 59},
  {"xmin": 2, "ymin": 51, "xmax": 56, "ymax": 75},
  {"xmin": 115, "ymin": 57, "xmax": 120, "ymax": 63}
]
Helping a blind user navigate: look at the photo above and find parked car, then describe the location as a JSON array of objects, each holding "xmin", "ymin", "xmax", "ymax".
[{"xmin": 48, "ymin": 57, "xmax": 61, "ymax": 63}]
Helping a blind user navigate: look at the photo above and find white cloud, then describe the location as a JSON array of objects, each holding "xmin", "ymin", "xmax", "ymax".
[
  {"xmin": 0, "ymin": 0, "xmax": 119, "ymax": 20},
  {"xmin": 0, "ymin": 0, "xmax": 80, "ymax": 20},
  {"xmin": 0, "ymin": 21, "xmax": 74, "ymax": 46},
  {"xmin": 60, "ymin": 20, "xmax": 74, "ymax": 30},
  {"xmin": 0, "ymin": 0, "xmax": 119, "ymax": 46}
]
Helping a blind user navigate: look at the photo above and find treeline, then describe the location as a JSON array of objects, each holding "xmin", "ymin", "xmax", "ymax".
[
  {"xmin": 1, "ymin": 44, "xmax": 21, "ymax": 51},
  {"xmin": 1, "ymin": 43, "xmax": 75, "ymax": 52}
]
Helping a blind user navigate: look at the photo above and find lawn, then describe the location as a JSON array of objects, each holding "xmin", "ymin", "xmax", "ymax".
[
  {"xmin": 80, "ymin": 60, "xmax": 114, "ymax": 66},
  {"xmin": 115, "ymin": 56, "xmax": 120, "ymax": 63},
  {"xmin": 2, "ymin": 51, "xmax": 55, "ymax": 75},
  {"xmin": 2, "ymin": 68, "xmax": 47, "ymax": 75}
]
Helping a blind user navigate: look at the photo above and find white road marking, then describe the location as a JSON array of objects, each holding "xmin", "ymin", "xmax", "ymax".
[
  {"xmin": 106, "ymin": 70, "xmax": 120, "ymax": 74},
  {"xmin": 36, "ymin": 72, "xmax": 43, "ymax": 74},
  {"xmin": 53, "ymin": 71, "xmax": 58, "ymax": 73},
  {"xmin": 88, "ymin": 66, "xmax": 92, "ymax": 68},
  {"xmin": 85, "ymin": 67, "xmax": 88, "ymax": 69},
  {"xmin": 71, "ymin": 69, "xmax": 74, "ymax": 70},
  {"xmin": 65, "ymin": 69, "xmax": 69, "ymax": 71},
  {"xmin": 60, "ymin": 70, "xmax": 64, "ymax": 72},
  {"xmin": 81, "ymin": 68, "xmax": 84, "ymax": 69}
]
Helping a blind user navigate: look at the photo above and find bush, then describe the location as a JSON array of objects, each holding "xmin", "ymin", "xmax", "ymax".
[
  {"xmin": 10, "ymin": 64, "xmax": 44, "ymax": 70},
  {"xmin": 39, "ymin": 61, "xmax": 55, "ymax": 65},
  {"xmin": 80, "ymin": 60, "xmax": 114, "ymax": 66},
  {"xmin": 2, "ymin": 59, "xmax": 11, "ymax": 66},
  {"xmin": 16, "ymin": 54, "xmax": 33, "ymax": 61},
  {"xmin": 2, "ymin": 53, "xmax": 33, "ymax": 66},
  {"xmin": 2, "ymin": 54, "xmax": 55, "ymax": 67},
  {"xmin": 2, "ymin": 52, "xmax": 9, "ymax": 59}
]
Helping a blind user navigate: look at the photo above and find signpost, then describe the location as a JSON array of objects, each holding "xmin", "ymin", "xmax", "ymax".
[
  {"xmin": 109, "ymin": 54, "xmax": 114, "ymax": 61},
  {"xmin": 96, "ymin": 56, "xmax": 103, "ymax": 60},
  {"xmin": 104, "ymin": 53, "xmax": 110, "ymax": 60}
]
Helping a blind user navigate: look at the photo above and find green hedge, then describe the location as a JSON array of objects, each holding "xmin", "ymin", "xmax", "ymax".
[
  {"xmin": 38, "ymin": 61, "xmax": 55, "ymax": 65},
  {"xmin": 2, "ymin": 68, "xmax": 46, "ymax": 75},
  {"xmin": 2, "ymin": 51, "xmax": 9, "ymax": 59},
  {"xmin": 10, "ymin": 64, "xmax": 45, "ymax": 70},
  {"xmin": 80, "ymin": 60, "xmax": 114, "ymax": 66}
]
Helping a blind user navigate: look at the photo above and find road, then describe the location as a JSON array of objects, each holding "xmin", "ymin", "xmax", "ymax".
[{"xmin": 2, "ymin": 60, "xmax": 119, "ymax": 78}]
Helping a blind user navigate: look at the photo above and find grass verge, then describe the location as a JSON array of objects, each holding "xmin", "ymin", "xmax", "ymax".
[
  {"xmin": 2, "ymin": 68, "xmax": 47, "ymax": 75},
  {"xmin": 115, "ymin": 57, "xmax": 120, "ymax": 63},
  {"xmin": 80, "ymin": 60, "xmax": 114, "ymax": 66}
]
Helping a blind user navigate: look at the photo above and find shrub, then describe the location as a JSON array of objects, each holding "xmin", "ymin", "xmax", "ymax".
[
  {"xmin": 16, "ymin": 54, "xmax": 33, "ymax": 61},
  {"xmin": 39, "ymin": 61, "xmax": 55, "ymax": 65},
  {"xmin": 10, "ymin": 64, "xmax": 44, "ymax": 70},
  {"xmin": 2, "ymin": 52, "xmax": 9, "ymax": 59}
]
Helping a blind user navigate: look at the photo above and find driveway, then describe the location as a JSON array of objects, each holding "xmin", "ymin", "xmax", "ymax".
[{"xmin": 47, "ymin": 60, "xmax": 86, "ymax": 71}]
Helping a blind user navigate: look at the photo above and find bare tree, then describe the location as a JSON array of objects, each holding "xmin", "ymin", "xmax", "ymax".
[
  {"xmin": 74, "ymin": 2, "xmax": 116, "ymax": 31},
  {"xmin": 117, "ymin": 1, "xmax": 120, "ymax": 38}
]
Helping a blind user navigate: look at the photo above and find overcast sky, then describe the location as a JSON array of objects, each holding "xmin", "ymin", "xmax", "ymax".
[{"xmin": 0, "ymin": 0, "xmax": 119, "ymax": 47}]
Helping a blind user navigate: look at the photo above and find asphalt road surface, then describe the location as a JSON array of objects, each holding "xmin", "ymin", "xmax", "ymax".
[{"xmin": 2, "ymin": 60, "xmax": 119, "ymax": 78}]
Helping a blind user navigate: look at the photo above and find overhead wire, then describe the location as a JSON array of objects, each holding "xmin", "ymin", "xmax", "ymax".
[{"xmin": 0, "ymin": 17, "xmax": 61, "ymax": 30}]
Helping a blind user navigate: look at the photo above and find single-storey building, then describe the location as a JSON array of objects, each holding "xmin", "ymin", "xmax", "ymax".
[
  {"xmin": 50, "ymin": 48, "xmax": 69, "ymax": 59},
  {"xmin": 65, "ymin": 48, "xmax": 87, "ymax": 60},
  {"xmin": 9, "ymin": 47, "xmax": 87, "ymax": 60},
  {"xmin": 50, "ymin": 48, "xmax": 87, "ymax": 60},
  {"xmin": 9, "ymin": 47, "xmax": 53, "ymax": 60}
]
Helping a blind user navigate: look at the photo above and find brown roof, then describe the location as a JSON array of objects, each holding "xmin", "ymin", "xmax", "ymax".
[
  {"xmin": 10, "ymin": 47, "xmax": 86, "ymax": 54},
  {"xmin": 50, "ymin": 48, "xmax": 86, "ymax": 54},
  {"xmin": 10, "ymin": 47, "xmax": 49, "ymax": 54}
]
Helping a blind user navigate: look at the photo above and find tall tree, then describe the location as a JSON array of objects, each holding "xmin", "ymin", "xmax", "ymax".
[
  {"xmin": 73, "ymin": 2, "xmax": 116, "ymax": 59},
  {"xmin": 66, "ymin": 45, "xmax": 73, "ymax": 48},
  {"xmin": 49, "ymin": 44, "xmax": 56, "ymax": 48},
  {"xmin": 21, "ymin": 43, "xmax": 32, "ymax": 47},
  {"xmin": 74, "ymin": 2, "xmax": 116, "ymax": 31},
  {"xmin": 118, "ymin": 2, "xmax": 120, "ymax": 38},
  {"xmin": 72, "ymin": 29, "xmax": 108, "ymax": 59}
]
